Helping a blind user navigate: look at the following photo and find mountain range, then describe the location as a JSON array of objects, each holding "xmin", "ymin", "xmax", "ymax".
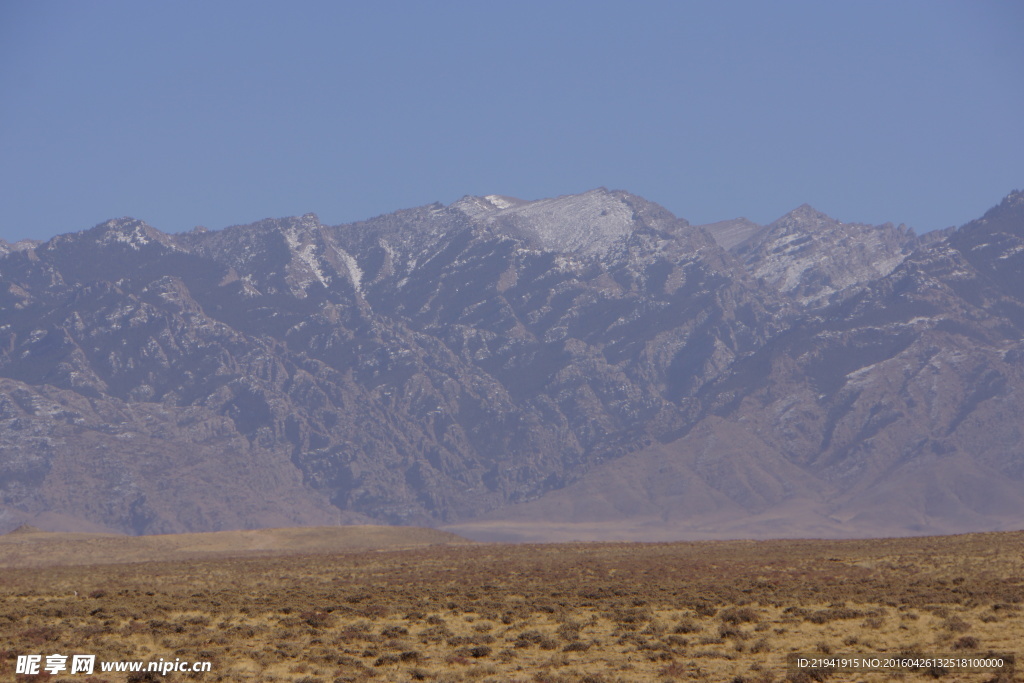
[{"xmin": 1, "ymin": 188, "xmax": 1022, "ymax": 540}]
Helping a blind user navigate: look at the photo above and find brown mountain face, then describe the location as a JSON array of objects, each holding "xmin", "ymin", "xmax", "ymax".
[{"xmin": 1, "ymin": 189, "xmax": 1022, "ymax": 539}]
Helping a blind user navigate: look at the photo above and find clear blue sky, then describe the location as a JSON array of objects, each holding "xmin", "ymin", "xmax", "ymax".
[{"xmin": 1, "ymin": 0, "xmax": 1021, "ymax": 242}]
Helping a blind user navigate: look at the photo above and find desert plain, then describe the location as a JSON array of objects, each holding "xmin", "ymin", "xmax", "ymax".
[{"xmin": 0, "ymin": 526, "xmax": 1021, "ymax": 682}]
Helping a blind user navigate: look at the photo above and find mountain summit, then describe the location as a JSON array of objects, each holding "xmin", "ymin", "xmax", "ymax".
[
  {"xmin": 452, "ymin": 188, "xmax": 683, "ymax": 255},
  {"xmin": 1, "ymin": 190, "xmax": 1022, "ymax": 540}
]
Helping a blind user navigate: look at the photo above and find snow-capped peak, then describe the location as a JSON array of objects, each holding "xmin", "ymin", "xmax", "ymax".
[
  {"xmin": 453, "ymin": 188, "xmax": 642, "ymax": 255},
  {"xmin": 483, "ymin": 195, "xmax": 515, "ymax": 210},
  {"xmin": 92, "ymin": 218, "xmax": 179, "ymax": 251}
]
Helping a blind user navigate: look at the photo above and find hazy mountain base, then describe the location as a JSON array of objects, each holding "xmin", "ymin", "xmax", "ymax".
[
  {"xmin": 0, "ymin": 525, "xmax": 471, "ymax": 568},
  {"xmin": 448, "ymin": 393, "xmax": 1024, "ymax": 543},
  {"xmin": 450, "ymin": 362, "xmax": 1024, "ymax": 544}
]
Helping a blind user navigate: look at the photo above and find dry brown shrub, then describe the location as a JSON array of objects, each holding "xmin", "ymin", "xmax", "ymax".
[
  {"xmin": 555, "ymin": 620, "xmax": 581, "ymax": 641},
  {"xmin": 805, "ymin": 607, "xmax": 863, "ymax": 624},
  {"xmin": 942, "ymin": 616, "xmax": 971, "ymax": 633},
  {"xmin": 672, "ymin": 618, "xmax": 701, "ymax": 634},
  {"xmin": 719, "ymin": 624, "xmax": 749, "ymax": 640},
  {"xmin": 862, "ymin": 615, "xmax": 884, "ymax": 629},
  {"xmin": 952, "ymin": 635, "xmax": 980, "ymax": 649},
  {"xmin": 693, "ymin": 602, "xmax": 718, "ymax": 617},
  {"xmin": 514, "ymin": 629, "xmax": 545, "ymax": 648},
  {"xmin": 721, "ymin": 607, "xmax": 759, "ymax": 624},
  {"xmin": 301, "ymin": 611, "xmax": 333, "ymax": 628},
  {"xmin": 607, "ymin": 606, "xmax": 651, "ymax": 625},
  {"xmin": 17, "ymin": 626, "xmax": 60, "ymax": 646},
  {"xmin": 750, "ymin": 637, "xmax": 771, "ymax": 653}
]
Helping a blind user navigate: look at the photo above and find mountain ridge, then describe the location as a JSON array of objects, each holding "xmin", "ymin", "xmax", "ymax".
[{"xmin": 1, "ymin": 189, "xmax": 1022, "ymax": 540}]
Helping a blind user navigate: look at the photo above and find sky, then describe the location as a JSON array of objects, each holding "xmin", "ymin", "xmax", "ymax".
[{"xmin": 1, "ymin": 0, "xmax": 1022, "ymax": 243}]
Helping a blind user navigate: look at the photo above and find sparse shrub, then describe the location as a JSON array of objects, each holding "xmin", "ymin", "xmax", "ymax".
[
  {"xmin": 952, "ymin": 635, "xmax": 980, "ymax": 650},
  {"xmin": 785, "ymin": 669, "xmax": 832, "ymax": 682},
  {"xmin": 672, "ymin": 618, "xmax": 701, "ymax": 634},
  {"xmin": 721, "ymin": 607, "xmax": 759, "ymax": 624},
  {"xmin": 302, "ymin": 611, "xmax": 333, "ymax": 628},
  {"xmin": 126, "ymin": 673, "xmax": 162, "ymax": 683},
  {"xmin": 862, "ymin": 616, "xmax": 884, "ymax": 629},
  {"xmin": 608, "ymin": 606, "xmax": 651, "ymax": 625},
  {"xmin": 660, "ymin": 661, "xmax": 689, "ymax": 677},
  {"xmin": 417, "ymin": 624, "xmax": 452, "ymax": 642},
  {"xmin": 18, "ymin": 626, "xmax": 60, "ymax": 646},
  {"xmin": 942, "ymin": 617, "xmax": 971, "ymax": 633},
  {"xmin": 556, "ymin": 619, "xmax": 582, "ymax": 641},
  {"xmin": 750, "ymin": 637, "xmax": 771, "ymax": 653},
  {"xmin": 538, "ymin": 636, "xmax": 559, "ymax": 650},
  {"xmin": 641, "ymin": 619, "xmax": 666, "ymax": 635},
  {"xmin": 446, "ymin": 635, "xmax": 475, "ymax": 646},
  {"xmin": 719, "ymin": 624, "xmax": 748, "ymax": 640},
  {"xmin": 360, "ymin": 604, "xmax": 389, "ymax": 618},
  {"xmin": 806, "ymin": 607, "xmax": 863, "ymax": 624},
  {"xmin": 693, "ymin": 603, "xmax": 718, "ymax": 617},
  {"xmin": 374, "ymin": 654, "xmax": 400, "ymax": 666},
  {"xmin": 514, "ymin": 629, "xmax": 545, "ymax": 648}
]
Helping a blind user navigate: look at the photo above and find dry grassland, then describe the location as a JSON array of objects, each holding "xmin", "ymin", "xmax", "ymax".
[
  {"xmin": 0, "ymin": 526, "xmax": 472, "ymax": 568},
  {"xmin": 1, "ymin": 528, "xmax": 1021, "ymax": 682}
]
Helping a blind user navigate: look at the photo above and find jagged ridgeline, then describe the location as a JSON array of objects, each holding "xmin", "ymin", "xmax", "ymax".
[{"xmin": 1, "ymin": 189, "xmax": 1023, "ymax": 538}]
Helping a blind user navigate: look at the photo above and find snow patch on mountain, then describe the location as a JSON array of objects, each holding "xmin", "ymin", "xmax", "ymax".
[
  {"xmin": 337, "ymin": 248, "xmax": 363, "ymax": 293},
  {"xmin": 454, "ymin": 188, "xmax": 639, "ymax": 255},
  {"xmin": 736, "ymin": 206, "xmax": 918, "ymax": 306},
  {"xmin": 284, "ymin": 226, "xmax": 330, "ymax": 291},
  {"xmin": 484, "ymin": 195, "xmax": 515, "ymax": 210}
]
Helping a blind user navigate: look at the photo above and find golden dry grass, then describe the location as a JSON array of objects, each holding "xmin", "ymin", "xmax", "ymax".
[{"xmin": 1, "ymin": 529, "xmax": 1021, "ymax": 682}]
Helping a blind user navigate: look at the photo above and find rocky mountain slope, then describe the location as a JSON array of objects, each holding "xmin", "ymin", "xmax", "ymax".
[{"xmin": 1, "ymin": 188, "xmax": 1022, "ymax": 539}]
